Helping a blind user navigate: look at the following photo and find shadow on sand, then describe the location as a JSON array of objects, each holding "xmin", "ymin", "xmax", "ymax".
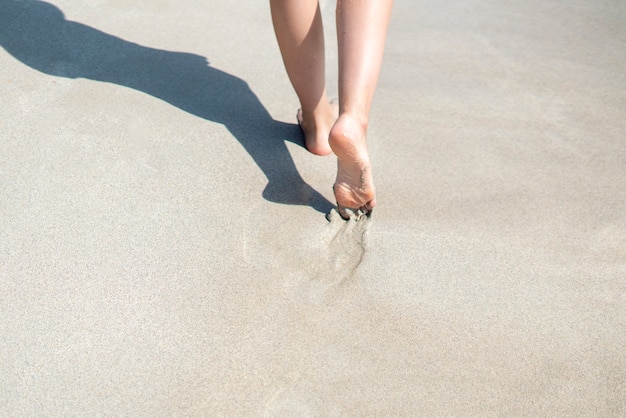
[{"xmin": 0, "ymin": 0, "xmax": 334, "ymax": 214}]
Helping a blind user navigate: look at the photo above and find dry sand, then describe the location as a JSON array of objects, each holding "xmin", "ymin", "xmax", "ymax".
[{"xmin": 1, "ymin": 0, "xmax": 625, "ymax": 415}]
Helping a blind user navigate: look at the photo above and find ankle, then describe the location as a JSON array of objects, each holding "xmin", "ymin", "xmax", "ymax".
[{"xmin": 337, "ymin": 109, "xmax": 368, "ymax": 132}]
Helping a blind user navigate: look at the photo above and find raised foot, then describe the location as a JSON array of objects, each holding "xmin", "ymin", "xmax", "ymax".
[
  {"xmin": 329, "ymin": 113, "xmax": 376, "ymax": 220},
  {"xmin": 297, "ymin": 101, "xmax": 338, "ymax": 156}
]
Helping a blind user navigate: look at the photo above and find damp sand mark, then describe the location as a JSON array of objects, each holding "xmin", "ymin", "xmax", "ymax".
[
  {"xmin": 243, "ymin": 204, "xmax": 372, "ymax": 304},
  {"xmin": 283, "ymin": 208, "xmax": 372, "ymax": 304},
  {"xmin": 323, "ymin": 208, "xmax": 370, "ymax": 283}
]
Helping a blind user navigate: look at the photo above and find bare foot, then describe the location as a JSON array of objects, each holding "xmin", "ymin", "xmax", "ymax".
[
  {"xmin": 297, "ymin": 101, "xmax": 338, "ymax": 156},
  {"xmin": 329, "ymin": 113, "xmax": 376, "ymax": 219}
]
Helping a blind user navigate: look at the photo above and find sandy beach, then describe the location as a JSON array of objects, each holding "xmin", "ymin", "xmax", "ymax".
[{"xmin": 1, "ymin": 0, "xmax": 625, "ymax": 415}]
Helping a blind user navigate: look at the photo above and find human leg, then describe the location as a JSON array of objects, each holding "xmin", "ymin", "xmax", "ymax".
[
  {"xmin": 330, "ymin": 0, "xmax": 393, "ymax": 216},
  {"xmin": 269, "ymin": 0, "xmax": 337, "ymax": 155}
]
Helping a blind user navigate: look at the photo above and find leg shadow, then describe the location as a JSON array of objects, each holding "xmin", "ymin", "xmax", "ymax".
[{"xmin": 0, "ymin": 0, "xmax": 334, "ymax": 214}]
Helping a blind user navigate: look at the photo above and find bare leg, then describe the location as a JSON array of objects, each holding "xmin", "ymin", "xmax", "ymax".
[
  {"xmin": 330, "ymin": 0, "xmax": 393, "ymax": 217},
  {"xmin": 270, "ymin": 0, "xmax": 337, "ymax": 156}
]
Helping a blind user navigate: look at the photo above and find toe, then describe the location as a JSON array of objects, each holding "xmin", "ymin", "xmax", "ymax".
[
  {"xmin": 336, "ymin": 204, "xmax": 373, "ymax": 221},
  {"xmin": 336, "ymin": 204, "xmax": 353, "ymax": 221}
]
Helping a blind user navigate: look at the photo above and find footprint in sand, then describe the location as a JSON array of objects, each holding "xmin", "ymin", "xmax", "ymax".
[
  {"xmin": 320, "ymin": 208, "xmax": 370, "ymax": 281},
  {"xmin": 243, "ymin": 205, "xmax": 371, "ymax": 304}
]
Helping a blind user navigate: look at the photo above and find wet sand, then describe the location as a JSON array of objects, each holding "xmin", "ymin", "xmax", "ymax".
[{"xmin": 1, "ymin": 0, "xmax": 625, "ymax": 415}]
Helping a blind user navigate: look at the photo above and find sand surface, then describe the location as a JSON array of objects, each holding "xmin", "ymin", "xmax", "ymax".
[{"xmin": 1, "ymin": 0, "xmax": 625, "ymax": 415}]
